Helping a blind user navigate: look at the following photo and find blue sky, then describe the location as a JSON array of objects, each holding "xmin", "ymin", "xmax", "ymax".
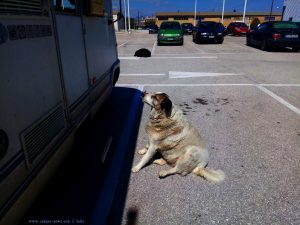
[{"xmin": 113, "ymin": 0, "xmax": 284, "ymax": 18}]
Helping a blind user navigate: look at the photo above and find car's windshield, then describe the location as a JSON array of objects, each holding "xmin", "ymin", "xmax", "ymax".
[
  {"xmin": 182, "ymin": 24, "xmax": 193, "ymax": 28},
  {"xmin": 160, "ymin": 22, "xmax": 181, "ymax": 30},
  {"xmin": 273, "ymin": 22, "xmax": 298, "ymax": 29},
  {"xmin": 232, "ymin": 23, "xmax": 248, "ymax": 27},
  {"xmin": 198, "ymin": 22, "xmax": 217, "ymax": 28}
]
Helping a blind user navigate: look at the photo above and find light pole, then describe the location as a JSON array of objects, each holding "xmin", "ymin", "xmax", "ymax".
[
  {"xmin": 269, "ymin": 0, "xmax": 274, "ymax": 21},
  {"xmin": 127, "ymin": 0, "xmax": 131, "ymax": 32},
  {"xmin": 242, "ymin": 0, "xmax": 248, "ymax": 23},
  {"xmin": 221, "ymin": 0, "xmax": 226, "ymax": 24},
  {"xmin": 194, "ymin": 0, "xmax": 197, "ymax": 26},
  {"xmin": 123, "ymin": 0, "xmax": 127, "ymax": 31}
]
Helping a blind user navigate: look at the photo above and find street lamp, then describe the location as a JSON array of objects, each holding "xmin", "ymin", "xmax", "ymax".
[
  {"xmin": 242, "ymin": 0, "xmax": 248, "ymax": 23},
  {"xmin": 221, "ymin": 0, "xmax": 225, "ymax": 24},
  {"xmin": 127, "ymin": 0, "xmax": 131, "ymax": 32},
  {"xmin": 269, "ymin": 0, "xmax": 274, "ymax": 21},
  {"xmin": 194, "ymin": 0, "xmax": 197, "ymax": 26},
  {"xmin": 123, "ymin": 0, "xmax": 127, "ymax": 31}
]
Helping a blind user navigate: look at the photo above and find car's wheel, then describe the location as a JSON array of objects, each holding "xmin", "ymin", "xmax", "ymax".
[
  {"xmin": 292, "ymin": 47, "xmax": 300, "ymax": 52},
  {"xmin": 216, "ymin": 37, "xmax": 224, "ymax": 44},
  {"xmin": 246, "ymin": 36, "xmax": 251, "ymax": 46},
  {"xmin": 157, "ymin": 42, "xmax": 161, "ymax": 46},
  {"xmin": 260, "ymin": 39, "xmax": 269, "ymax": 51}
]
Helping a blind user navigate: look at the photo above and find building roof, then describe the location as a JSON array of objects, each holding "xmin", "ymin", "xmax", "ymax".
[{"xmin": 156, "ymin": 11, "xmax": 282, "ymax": 17}]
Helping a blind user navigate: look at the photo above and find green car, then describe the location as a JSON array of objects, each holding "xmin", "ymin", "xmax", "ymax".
[{"xmin": 157, "ymin": 21, "xmax": 184, "ymax": 46}]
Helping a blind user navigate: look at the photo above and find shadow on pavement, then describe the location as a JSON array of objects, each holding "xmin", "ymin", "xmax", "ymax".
[{"xmin": 21, "ymin": 87, "xmax": 143, "ymax": 225}]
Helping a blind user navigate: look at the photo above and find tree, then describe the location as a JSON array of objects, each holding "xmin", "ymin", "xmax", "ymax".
[{"xmin": 250, "ymin": 17, "xmax": 261, "ymax": 30}]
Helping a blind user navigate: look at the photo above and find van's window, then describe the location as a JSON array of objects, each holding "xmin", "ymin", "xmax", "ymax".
[
  {"xmin": 54, "ymin": 0, "xmax": 76, "ymax": 13},
  {"xmin": 0, "ymin": 0, "xmax": 43, "ymax": 15},
  {"xmin": 273, "ymin": 22, "xmax": 298, "ymax": 29}
]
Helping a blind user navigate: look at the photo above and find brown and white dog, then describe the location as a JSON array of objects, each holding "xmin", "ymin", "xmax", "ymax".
[{"xmin": 132, "ymin": 92, "xmax": 225, "ymax": 183}]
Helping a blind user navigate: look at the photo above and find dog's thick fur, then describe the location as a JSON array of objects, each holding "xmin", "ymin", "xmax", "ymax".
[{"xmin": 132, "ymin": 92, "xmax": 225, "ymax": 183}]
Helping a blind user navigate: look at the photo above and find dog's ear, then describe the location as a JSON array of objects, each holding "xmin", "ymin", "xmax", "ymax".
[{"xmin": 160, "ymin": 97, "xmax": 172, "ymax": 117}]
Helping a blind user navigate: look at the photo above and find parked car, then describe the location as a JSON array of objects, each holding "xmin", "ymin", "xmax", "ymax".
[
  {"xmin": 246, "ymin": 21, "xmax": 300, "ymax": 52},
  {"xmin": 181, "ymin": 23, "xmax": 194, "ymax": 35},
  {"xmin": 226, "ymin": 22, "xmax": 249, "ymax": 36},
  {"xmin": 192, "ymin": 21, "xmax": 225, "ymax": 44},
  {"xmin": 157, "ymin": 21, "xmax": 184, "ymax": 45},
  {"xmin": 148, "ymin": 25, "xmax": 158, "ymax": 34}
]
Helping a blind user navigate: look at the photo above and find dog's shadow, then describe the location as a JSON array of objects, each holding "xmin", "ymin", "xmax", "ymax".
[{"xmin": 143, "ymin": 152, "xmax": 162, "ymax": 167}]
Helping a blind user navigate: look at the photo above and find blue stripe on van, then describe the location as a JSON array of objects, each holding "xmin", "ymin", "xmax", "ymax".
[{"xmin": 90, "ymin": 89, "xmax": 142, "ymax": 225}]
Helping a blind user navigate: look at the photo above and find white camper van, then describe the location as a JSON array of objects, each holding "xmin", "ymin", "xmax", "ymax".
[{"xmin": 0, "ymin": 0, "xmax": 120, "ymax": 224}]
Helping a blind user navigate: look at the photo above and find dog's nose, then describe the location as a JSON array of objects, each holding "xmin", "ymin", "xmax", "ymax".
[{"xmin": 141, "ymin": 91, "xmax": 148, "ymax": 98}]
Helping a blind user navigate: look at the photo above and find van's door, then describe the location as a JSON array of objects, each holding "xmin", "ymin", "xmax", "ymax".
[{"xmin": 52, "ymin": 1, "xmax": 89, "ymax": 108}]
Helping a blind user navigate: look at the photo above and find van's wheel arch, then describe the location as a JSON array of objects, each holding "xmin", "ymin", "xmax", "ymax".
[{"xmin": 113, "ymin": 67, "xmax": 120, "ymax": 86}]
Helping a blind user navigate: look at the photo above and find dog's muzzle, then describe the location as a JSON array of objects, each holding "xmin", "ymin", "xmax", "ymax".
[{"xmin": 141, "ymin": 91, "xmax": 148, "ymax": 98}]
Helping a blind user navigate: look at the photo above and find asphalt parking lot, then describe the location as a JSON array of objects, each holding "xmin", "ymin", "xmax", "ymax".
[{"xmin": 113, "ymin": 31, "xmax": 300, "ymax": 224}]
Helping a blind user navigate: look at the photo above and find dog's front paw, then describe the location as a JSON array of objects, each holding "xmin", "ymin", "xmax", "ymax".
[
  {"xmin": 138, "ymin": 148, "xmax": 147, "ymax": 155},
  {"xmin": 132, "ymin": 166, "xmax": 140, "ymax": 173},
  {"xmin": 159, "ymin": 170, "xmax": 168, "ymax": 178}
]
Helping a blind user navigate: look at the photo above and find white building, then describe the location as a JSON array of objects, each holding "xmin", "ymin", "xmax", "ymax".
[{"xmin": 283, "ymin": 0, "xmax": 300, "ymax": 21}]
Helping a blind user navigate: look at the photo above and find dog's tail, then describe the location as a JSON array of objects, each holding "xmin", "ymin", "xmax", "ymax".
[{"xmin": 193, "ymin": 167, "xmax": 225, "ymax": 183}]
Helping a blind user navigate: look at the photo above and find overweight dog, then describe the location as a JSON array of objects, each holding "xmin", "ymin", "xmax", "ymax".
[{"xmin": 132, "ymin": 92, "xmax": 225, "ymax": 183}]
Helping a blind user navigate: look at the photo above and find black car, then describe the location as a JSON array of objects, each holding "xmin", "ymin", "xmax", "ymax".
[
  {"xmin": 193, "ymin": 21, "xmax": 225, "ymax": 44},
  {"xmin": 148, "ymin": 25, "xmax": 158, "ymax": 34},
  {"xmin": 181, "ymin": 23, "xmax": 194, "ymax": 35},
  {"xmin": 246, "ymin": 21, "xmax": 300, "ymax": 51}
]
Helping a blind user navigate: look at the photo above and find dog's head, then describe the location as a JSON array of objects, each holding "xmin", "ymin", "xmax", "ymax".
[{"xmin": 142, "ymin": 91, "xmax": 173, "ymax": 117}]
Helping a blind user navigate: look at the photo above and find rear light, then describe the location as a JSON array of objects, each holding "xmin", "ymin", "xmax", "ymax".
[{"xmin": 272, "ymin": 33, "xmax": 281, "ymax": 40}]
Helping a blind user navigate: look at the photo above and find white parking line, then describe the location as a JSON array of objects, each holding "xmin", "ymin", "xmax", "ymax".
[
  {"xmin": 119, "ymin": 57, "xmax": 140, "ymax": 60},
  {"xmin": 261, "ymin": 84, "xmax": 300, "ymax": 87},
  {"xmin": 117, "ymin": 41, "xmax": 129, "ymax": 48},
  {"xmin": 151, "ymin": 56, "xmax": 217, "ymax": 59},
  {"xmin": 120, "ymin": 73, "xmax": 165, "ymax": 76},
  {"xmin": 151, "ymin": 40, "xmax": 157, "ymax": 55},
  {"xmin": 117, "ymin": 83, "xmax": 255, "ymax": 87},
  {"xmin": 256, "ymin": 85, "xmax": 300, "ymax": 115},
  {"xmin": 116, "ymin": 83, "xmax": 300, "ymax": 115},
  {"xmin": 118, "ymin": 56, "xmax": 217, "ymax": 60},
  {"xmin": 117, "ymin": 83, "xmax": 300, "ymax": 87},
  {"xmin": 168, "ymin": 71, "xmax": 244, "ymax": 78}
]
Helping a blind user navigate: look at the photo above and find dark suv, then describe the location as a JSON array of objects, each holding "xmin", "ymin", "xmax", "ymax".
[
  {"xmin": 246, "ymin": 21, "xmax": 300, "ymax": 51},
  {"xmin": 192, "ymin": 21, "xmax": 225, "ymax": 44}
]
